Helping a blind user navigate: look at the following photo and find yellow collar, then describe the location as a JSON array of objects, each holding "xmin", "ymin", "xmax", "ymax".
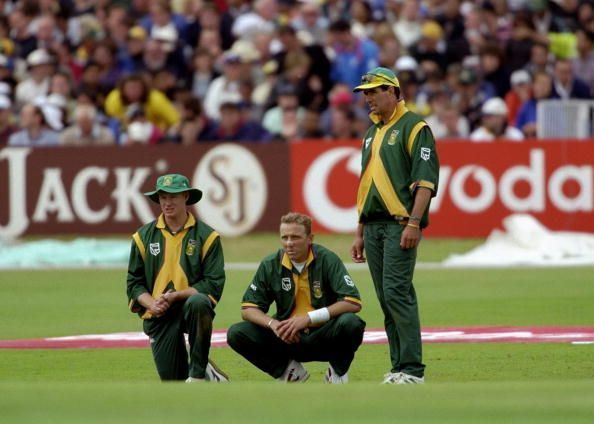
[
  {"xmin": 156, "ymin": 213, "xmax": 196, "ymax": 231},
  {"xmin": 281, "ymin": 248, "xmax": 315, "ymax": 271},
  {"xmin": 370, "ymin": 100, "xmax": 408, "ymax": 127}
]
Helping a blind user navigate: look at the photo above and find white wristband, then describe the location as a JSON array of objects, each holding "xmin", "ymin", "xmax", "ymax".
[{"xmin": 307, "ymin": 307, "xmax": 330, "ymax": 325}]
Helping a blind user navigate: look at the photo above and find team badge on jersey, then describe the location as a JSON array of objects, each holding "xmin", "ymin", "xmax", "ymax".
[
  {"xmin": 344, "ymin": 275, "xmax": 355, "ymax": 287},
  {"xmin": 421, "ymin": 147, "xmax": 431, "ymax": 161},
  {"xmin": 185, "ymin": 239, "xmax": 197, "ymax": 256},
  {"xmin": 388, "ymin": 129, "xmax": 399, "ymax": 145},
  {"xmin": 281, "ymin": 277, "xmax": 292, "ymax": 292},
  {"xmin": 149, "ymin": 242, "xmax": 160, "ymax": 256},
  {"xmin": 312, "ymin": 281, "xmax": 323, "ymax": 298},
  {"xmin": 364, "ymin": 137, "xmax": 372, "ymax": 149}
]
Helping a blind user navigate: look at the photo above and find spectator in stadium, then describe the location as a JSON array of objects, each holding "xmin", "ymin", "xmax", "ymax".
[
  {"xmin": 504, "ymin": 11, "xmax": 549, "ymax": 73},
  {"xmin": 451, "ymin": 66, "xmax": 496, "ymax": 131},
  {"xmin": 104, "ymin": 73, "xmax": 180, "ymax": 131},
  {"xmin": 8, "ymin": 7, "xmax": 36, "ymax": 59},
  {"xmin": 201, "ymin": 93, "xmax": 271, "ymax": 143},
  {"xmin": 127, "ymin": 173, "xmax": 228, "ymax": 383},
  {"xmin": 424, "ymin": 89, "xmax": 470, "ymax": 140},
  {"xmin": 290, "ymin": 0, "xmax": 329, "ymax": 43},
  {"xmin": 274, "ymin": 23, "xmax": 332, "ymax": 111},
  {"xmin": 15, "ymin": 48, "xmax": 53, "ymax": 106},
  {"xmin": 504, "ymin": 69, "xmax": 533, "ymax": 127},
  {"xmin": 175, "ymin": 97, "xmax": 215, "ymax": 145},
  {"xmin": 571, "ymin": 27, "xmax": 594, "ymax": 96},
  {"xmin": 470, "ymin": 97, "xmax": 524, "ymax": 141},
  {"xmin": 8, "ymin": 102, "xmax": 60, "ymax": 147},
  {"xmin": 189, "ymin": 48, "xmax": 218, "ymax": 102},
  {"xmin": 262, "ymin": 81, "xmax": 305, "ymax": 141},
  {"xmin": 227, "ymin": 212, "xmax": 365, "ymax": 384},
  {"xmin": 327, "ymin": 19, "xmax": 379, "ymax": 89},
  {"xmin": 60, "ymin": 103, "xmax": 115, "ymax": 146},
  {"xmin": 479, "ymin": 43, "xmax": 510, "ymax": 98},
  {"xmin": 120, "ymin": 26, "xmax": 148, "ymax": 74},
  {"xmin": 388, "ymin": 0, "xmax": 423, "ymax": 54},
  {"xmin": 139, "ymin": 0, "xmax": 188, "ymax": 48},
  {"xmin": 351, "ymin": 67, "xmax": 439, "ymax": 385},
  {"xmin": 523, "ymin": 42, "xmax": 554, "ymax": 76},
  {"xmin": 232, "ymin": 0, "xmax": 277, "ymax": 41},
  {"xmin": 550, "ymin": 58, "xmax": 591, "ymax": 100},
  {"xmin": 202, "ymin": 51, "xmax": 244, "ymax": 121},
  {"xmin": 297, "ymin": 107, "xmax": 325, "ymax": 139},
  {"xmin": 516, "ymin": 70, "xmax": 554, "ymax": 138},
  {"xmin": 0, "ymin": 95, "xmax": 16, "ymax": 145},
  {"xmin": 409, "ymin": 20, "xmax": 448, "ymax": 73}
]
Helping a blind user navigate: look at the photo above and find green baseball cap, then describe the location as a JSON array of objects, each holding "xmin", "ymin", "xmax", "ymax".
[
  {"xmin": 144, "ymin": 174, "xmax": 203, "ymax": 205},
  {"xmin": 353, "ymin": 67, "xmax": 400, "ymax": 92}
]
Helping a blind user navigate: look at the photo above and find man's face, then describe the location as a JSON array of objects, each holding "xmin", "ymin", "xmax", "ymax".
[
  {"xmin": 280, "ymin": 222, "xmax": 312, "ymax": 263},
  {"xmin": 363, "ymin": 86, "xmax": 394, "ymax": 116},
  {"xmin": 158, "ymin": 192, "xmax": 188, "ymax": 220}
]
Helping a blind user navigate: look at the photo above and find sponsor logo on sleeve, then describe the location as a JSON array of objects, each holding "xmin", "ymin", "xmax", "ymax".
[
  {"xmin": 421, "ymin": 147, "xmax": 431, "ymax": 161},
  {"xmin": 344, "ymin": 275, "xmax": 354, "ymax": 287}
]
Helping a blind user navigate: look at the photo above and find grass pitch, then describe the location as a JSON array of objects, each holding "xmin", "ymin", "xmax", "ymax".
[{"xmin": 1, "ymin": 235, "xmax": 593, "ymax": 422}]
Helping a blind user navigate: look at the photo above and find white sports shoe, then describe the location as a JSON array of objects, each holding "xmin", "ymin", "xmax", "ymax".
[
  {"xmin": 381, "ymin": 372, "xmax": 402, "ymax": 384},
  {"xmin": 382, "ymin": 372, "xmax": 424, "ymax": 384},
  {"xmin": 277, "ymin": 360, "xmax": 310, "ymax": 383},
  {"xmin": 397, "ymin": 373, "xmax": 424, "ymax": 384},
  {"xmin": 324, "ymin": 364, "xmax": 348, "ymax": 384},
  {"xmin": 205, "ymin": 360, "xmax": 230, "ymax": 383}
]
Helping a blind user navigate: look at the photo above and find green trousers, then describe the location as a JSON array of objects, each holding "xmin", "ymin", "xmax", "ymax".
[
  {"xmin": 227, "ymin": 313, "xmax": 365, "ymax": 378},
  {"xmin": 364, "ymin": 222, "xmax": 425, "ymax": 377},
  {"xmin": 143, "ymin": 293, "xmax": 215, "ymax": 381}
]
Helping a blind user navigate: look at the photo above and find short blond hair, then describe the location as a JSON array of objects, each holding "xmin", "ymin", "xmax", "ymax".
[{"xmin": 280, "ymin": 212, "xmax": 312, "ymax": 235}]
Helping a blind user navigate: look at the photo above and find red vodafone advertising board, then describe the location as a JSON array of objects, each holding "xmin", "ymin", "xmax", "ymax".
[{"xmin": 291, "ymin": 140, "xmax": 594, "ymax": 237}]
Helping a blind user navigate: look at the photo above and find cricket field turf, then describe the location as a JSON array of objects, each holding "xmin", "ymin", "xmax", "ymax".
[{"xmin": 1, "ymin": 235, "xmax": 593, "ymax": 423}]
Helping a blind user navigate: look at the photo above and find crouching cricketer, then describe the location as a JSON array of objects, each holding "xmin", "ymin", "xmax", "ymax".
[
  {"xmin": 126, "ymin": 173, "xmax": 228, "ymax": 382},
  {"xmin": 227, "ymin": 212, "xmax": 366, "ymax": 383}
]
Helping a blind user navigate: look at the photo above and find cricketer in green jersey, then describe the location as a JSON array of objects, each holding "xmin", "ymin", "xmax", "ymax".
[
  {"xmin": 126, "ymin": 173, "xmax": 228, "ymax": 382},
  {"xmin": 227, "ymin": 212, "xmax": 366, "ymax": 383},
  {"xmin": 350, "ymin": 67, "xmax": 440, "ymax": 385}
]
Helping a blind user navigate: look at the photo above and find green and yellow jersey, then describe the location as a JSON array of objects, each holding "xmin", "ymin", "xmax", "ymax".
[
  {"xmin": 357, "ymin": 101, "xmax": 440, "ymax": 228},
  {"xmin": 126, "ymin": 213, "xmax": 225, "ymax": 319},
  {"xmin": 241, "ymin": 244, "xmax": 361, "ymax": 323}
]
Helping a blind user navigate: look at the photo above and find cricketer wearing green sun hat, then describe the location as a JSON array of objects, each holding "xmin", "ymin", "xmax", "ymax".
[
  {"xmin": 144, "ymin": 173, "xmax": 203, "ymax": 205},
  {"xmin": 128, "ymin": 172, "xmax": 229, "ymax": 383},
  {"xmin": 353, "ymin": 66, "xmax": 400, "ymax": 92}
]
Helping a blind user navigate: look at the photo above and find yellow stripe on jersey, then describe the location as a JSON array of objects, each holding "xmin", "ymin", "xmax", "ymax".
[
  {"xmin": 409, "ymin": 179, "xmax": 436, "ymax": 193},
  {"xmin": 132, "ymin": 232, "xmax": 146, "ymax": 262},
  {"xmin": 201, "ymin": 231, "xmax": 219, "ymax": 261},
  {"xmin": 152, "ymin": 228, "xmax": 190, "ymax": 300},
  {"xmin": 357, "ymin": 102, "xmax": 409, "ymax": 217},
  {"xmin": 406, "ymin": 121, "xmax": 427, "ymax": 156},
  {"xmin": 241, "ymin": 302, "xmax": 260, "ymax": 309},
  {"xmin": 344, "ymin": 296, "xmax": 362, "ymax": 305}
]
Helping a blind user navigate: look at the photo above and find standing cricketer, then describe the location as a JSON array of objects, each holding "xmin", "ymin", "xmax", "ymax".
[
  {"xmin": 227, "ymin": 212, "xmax": 365, "ymax": 383},
  {"xmin": 350, "ymin": 67, "xmax": 440, "ymax": 384},
  {"xmin": 126, "ymin": 173, "xmax": 228, "ymax": 382}
]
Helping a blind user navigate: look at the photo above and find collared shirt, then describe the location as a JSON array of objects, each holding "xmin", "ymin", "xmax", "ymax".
[
  {"xmin": 126, "ymin": 213, "xmax": 225, "ymax": 319},
  {"xmin": 241, "ymin": 244, "xmax": 361, "ymax": 322}
]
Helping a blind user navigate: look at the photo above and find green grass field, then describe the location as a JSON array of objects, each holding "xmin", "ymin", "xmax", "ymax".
[{"xmin": 1, "ymin": 235, "xmax": 593, "ymax": 423}]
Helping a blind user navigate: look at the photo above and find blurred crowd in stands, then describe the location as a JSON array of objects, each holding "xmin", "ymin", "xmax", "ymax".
[{"xmin": 0, "ymin": 0, "xmax": 593, "ymax": 146}]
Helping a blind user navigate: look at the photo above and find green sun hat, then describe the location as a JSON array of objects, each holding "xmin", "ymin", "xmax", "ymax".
[
  {"xmin": 353, "ymin": 67, "xmax": 400, "ymax": 92},
  {"xmin": 144, "ymin": 174, "xmax": 203, "ymax": 205}
]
